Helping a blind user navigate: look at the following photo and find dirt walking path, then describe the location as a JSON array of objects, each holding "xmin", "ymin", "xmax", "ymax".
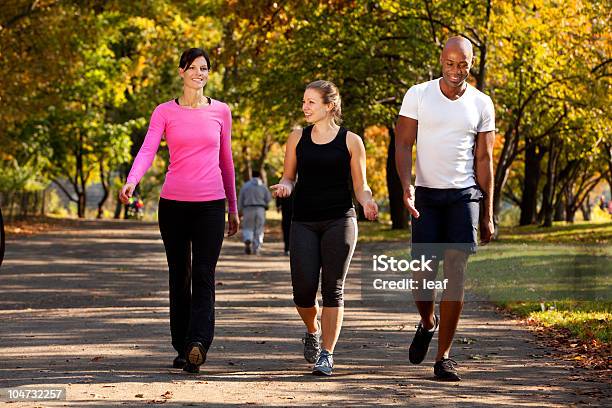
[{"xmin": 0, "ymin": 220, "xmax": 608, "ymax": 407}]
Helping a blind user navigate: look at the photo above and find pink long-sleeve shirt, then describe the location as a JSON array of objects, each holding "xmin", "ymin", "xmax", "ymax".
[{"xmin": 127, "ymin": 99, "xmax": 238, "ymax": 213}]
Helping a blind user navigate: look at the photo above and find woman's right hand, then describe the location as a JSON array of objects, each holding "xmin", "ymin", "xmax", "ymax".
[
  {"xmin": 270, "ymin": 180, "xmax": 293, "ymax": 198},
  {"xmin": 119, "ymin": 182, "xmax": 136, "ymax": 204}
]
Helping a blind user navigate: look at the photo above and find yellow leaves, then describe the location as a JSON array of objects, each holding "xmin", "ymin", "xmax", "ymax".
[
  {"xmin": 129, "ymin": 16, "xmax": 156, "ymax": 30},
  {"xmin": 364, "ymin": 125, "xmax": 390, "ymax": 201},
  {"xmin": 378, "ymin": 0, "xmax": 402, "ymax": 14},
  {"xmin": 133, "ymin": 55, "xmax": 147, "ymax": 77}
]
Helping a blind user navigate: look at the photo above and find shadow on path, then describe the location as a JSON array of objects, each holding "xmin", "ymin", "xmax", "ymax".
[{"xmin": 0, "ymin": 220, "xmax": 608, "ymax": 407}]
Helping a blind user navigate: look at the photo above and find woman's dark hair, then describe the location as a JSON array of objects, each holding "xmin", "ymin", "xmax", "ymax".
[{"xmin": 179, "ymin": 48, "xmax": 211, "ymax": 71}]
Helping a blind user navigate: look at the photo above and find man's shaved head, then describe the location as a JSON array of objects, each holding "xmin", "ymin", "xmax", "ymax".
[
  {"xmin": 442, "ymin": 36, "xmax": 473, "ymax": 60},
  {"xmin": 439, "ymin": 36, "xmax": 474, "ymax": 90}
]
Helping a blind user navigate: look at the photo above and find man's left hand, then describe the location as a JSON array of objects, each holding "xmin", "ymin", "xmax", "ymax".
[{"xmin": 480, "ymin": 217, "xmax": 495, "ymax": 245}]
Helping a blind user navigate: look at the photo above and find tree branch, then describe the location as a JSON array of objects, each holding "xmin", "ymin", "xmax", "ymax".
[{"xmin": 52, "ymin": 179, "xmax": 78, "ymax": 203}]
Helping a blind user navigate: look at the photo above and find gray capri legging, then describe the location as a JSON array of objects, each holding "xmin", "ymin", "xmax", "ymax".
[{"xmin": 289, "ymin": 215, "xmax": 358, "ymax": 308}]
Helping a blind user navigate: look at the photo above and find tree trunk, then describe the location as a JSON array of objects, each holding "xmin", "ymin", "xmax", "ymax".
[
  {"xmin": 519, "ymin": 141, "xmax": 543, "ymax": 225},
  {"xmin": 255, "ymin": 132, "xmax": 272, "ymax": 185},
  {"xmin": 114, "ymin": 163, "xmax": 128, "ymax": 219},
  {"xmin": 41, "ymin": 189, "xmax": 46, "ymax": 216},
  {"xmin": 77, "ymin": 193, "xmax": 86, "ymax": 218},
  {"xmin": 566, "ymin": 208, "xmax": 576, "ymax": 223},
  {"xmin": 542, "ymin": 178, "xmax": 556, "ymax": 227},
  {"xmin": 97, "ymin": 161, "xmax": 110, "ymax": 219},
  {"xmin": 553, "ymin": 194, "xmax": 565, "ymax": 221},
  {"xmin": 32, "ymin": 191, "xmax": 40, "ymax": 217},
  {"xmin": 0, "ymin": 205, "xmax": 4, "ymax": 269},
  {"xmin": 114, "ymin": 199, "xmax": 123, "ymax": 219},
  {"xmin": 20, "ymin": 192, "xmax": 29, "ymax": 218},
  {"xmin": 580, "ymin": 200, "xmax": 592, "ymax": 221},
  {"xmin": 563, "ymin": 191, "xmax": 574, "ymax": 223},
  {"xmin": 542, "ymin": 136, "xmax": 562, "ymax": 227},
  {"xmin": 8, "ymin": 193, "xmax": 16, "ymax": 222},
  {"xmin": 493, "ymin": 126, "xmax": 518, "ymax": 230},
  {"xmin": 386, "ymin": 126, "xmax": 409, "ymax": 229},
  {"xmin": 76, "ymin": 132, "xmax": 88, "ymax": 218}
]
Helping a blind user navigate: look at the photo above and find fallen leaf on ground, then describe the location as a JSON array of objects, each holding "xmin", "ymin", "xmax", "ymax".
[{"xmin": 147, "ymin": 399, "xmax": 167, "ymax": 404}]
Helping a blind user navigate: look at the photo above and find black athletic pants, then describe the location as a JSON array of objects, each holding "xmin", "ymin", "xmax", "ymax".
[
  {"xmin": 158, "ymin": 197, "xmax": 225, "ymax": 355},
  {"xmin": 290, "ymin": 215, "xmax": 357, "ymax": 308}
]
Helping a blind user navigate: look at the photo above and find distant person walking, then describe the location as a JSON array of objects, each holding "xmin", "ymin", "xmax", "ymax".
[
  {"xmin": 395, "ymin": 36, "xmax": 496, "ymax": 381},
  {"xmin": 276, "ymin": 194, "xmax": 294, "ymax": 255},
  {"xmin": 119, "ymin": 47, "xmax": 239, "ymax": 374},
  {"xmin": 238, "ymin": 170, "xmax": 272, "ymax": 255},
  {"xmin": 272, "ymin": 80, "xmax": 378, "ymax": 376}
]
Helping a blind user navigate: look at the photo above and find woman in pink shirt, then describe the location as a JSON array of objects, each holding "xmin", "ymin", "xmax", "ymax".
[{"xmin": 120, "ymin": 48, "xmax": 239, "ymax": 374}]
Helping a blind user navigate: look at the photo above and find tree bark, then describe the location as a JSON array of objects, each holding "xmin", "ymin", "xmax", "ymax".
[
  {"xmin": 519, "ymin": 141, "xmax": 544, "ymax": 225},
  {"xmin": 493, "ymin": 126, "xmax": 518, "ymax": 228},
  {"xmin": 386, "ymin": 126, "xmax": 409, "ymax": 229},
  {"xmin": 97, "ymin": 160, "xmax": 110, "ymax": 219},
  {"xmin": 114, "ymin": 163, "xmax": 128, "ymax": 219},
  {"xmin": 542, "ymin": 138, "xmax": 560, "ymax": 227},
  {"xmin": 41, "ymin": 189, "xmax": 46, "ymax": 216},
  {"xmin": 565, "ymin": 187, "xmax": 576, "ymax": 223},
  {"xmin": 581, "ymin": 200, "xmax": 592, "ymax": 221},
  {"xmin": 554, "ymin": 194, "xmax": 565, "ymax": 221},
  {"xmin": 0, "ymin": 205, "xmax": 4, "ymax": 269}
]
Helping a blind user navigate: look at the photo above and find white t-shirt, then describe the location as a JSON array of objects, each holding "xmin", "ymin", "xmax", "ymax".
[{"xmin": 399, "ymin": 78, "xmax": 495, "ymax": 189}]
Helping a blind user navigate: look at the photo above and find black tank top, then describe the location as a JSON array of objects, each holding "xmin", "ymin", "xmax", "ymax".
[{"xmin": 292, "ymin": 125, "xmax": 355, "ymax": 221}]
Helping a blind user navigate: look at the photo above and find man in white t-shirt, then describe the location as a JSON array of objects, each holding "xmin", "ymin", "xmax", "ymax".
[{"xmin": 395, "ymin": 36, "xmax": 496, "ymax": 381}]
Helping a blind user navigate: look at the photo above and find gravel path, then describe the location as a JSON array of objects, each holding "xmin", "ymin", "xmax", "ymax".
[{"xmin": 0, "ymin": 220, "xmax": 608, "ymax": 407}]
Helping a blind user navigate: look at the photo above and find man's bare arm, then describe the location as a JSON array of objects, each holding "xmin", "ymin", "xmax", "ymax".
[
  {"xmin": 395, "ymin": 116, "xmax": 419, "ymax": 218},
  {"xmin": 475, "ymin": 130, "xmax": 495, "ymax": 243}
]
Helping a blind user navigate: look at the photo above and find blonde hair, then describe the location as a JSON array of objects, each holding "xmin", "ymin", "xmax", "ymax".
[{"xmin": 306, "ymin": 80, "xmax": 342, "ymax": 124}]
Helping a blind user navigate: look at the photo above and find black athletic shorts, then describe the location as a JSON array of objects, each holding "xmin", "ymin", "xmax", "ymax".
[{"xmin": 411, "ymin": 185, "xmax": 483, "ymax": 260}]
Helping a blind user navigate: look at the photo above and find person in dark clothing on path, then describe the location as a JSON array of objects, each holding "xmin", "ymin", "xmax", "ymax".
[
  {"xmin": 395, "ymin": 37, "xmax": 496, "ymax": 381},
  {"xmin": 275, "ymin": 194, "xmax": 293, "ymax": 256},
  {"xmin": 271, "ymin": 80, "xmax": 378, "ymax": 376},
  {"xmin": 238, "ymin": 170, "xmax": 272, "ymax": 255}
]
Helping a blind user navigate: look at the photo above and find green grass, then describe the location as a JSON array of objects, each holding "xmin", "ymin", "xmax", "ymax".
[
  {"xmin": 357, "ymin": 219, "xmax": 410, "ymax": 242},
  {"xmin": 467, "ymin": 244, "xmax": 611, "ymax": 343},
  {"xmin": 500, "ymin": 301, "xmax": 611, "ymax": 343},
  {"xmin": 467, "ymin": 244, "xmax": 611, "ymax": 301},
  {"xmin": 357, "ymin": 219, "xmax": 612, "ymax": 244},
  {"xmin": 499, "ymin": 221, "xmax": 612, "ymax": 244},
  {"xmin": 361, "ymin": 220, "xmax": 612, "ymax": 345}
]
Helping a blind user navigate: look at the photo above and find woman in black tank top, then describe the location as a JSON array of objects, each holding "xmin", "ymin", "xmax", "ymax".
[
  {"xmin": 271, "ymin": 80, "xmax": 378, "ymax": 376},
  {"xmin": 292, "ymin": 124, "xmax": 354, "ymax": 221}
]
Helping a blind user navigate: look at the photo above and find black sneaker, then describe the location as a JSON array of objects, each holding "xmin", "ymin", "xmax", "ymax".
[
  {"xmin": 408, "ymin": 314, "xmax": 438, "ymax": 364},
  {"xmin": 184, "ymin": 342, "xmax": 207, "ymax": 373},
  {"xmin": 434, "ymin": 358, "xmax": 461, "ymax": 381},
  {"xmin": 245, "ymin": 240, "xmax": 252, "ymax": 254},
  {"xmin": 172, "ymin": 355, "xmax": 186, "ymax": 369},
  {"xmin": 302, "ymin": 330, "xmax": 321, "ymax": 363},
  {"xmin": 183, "ymin": 362, "xmax": 200, "ymax": 373}
]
